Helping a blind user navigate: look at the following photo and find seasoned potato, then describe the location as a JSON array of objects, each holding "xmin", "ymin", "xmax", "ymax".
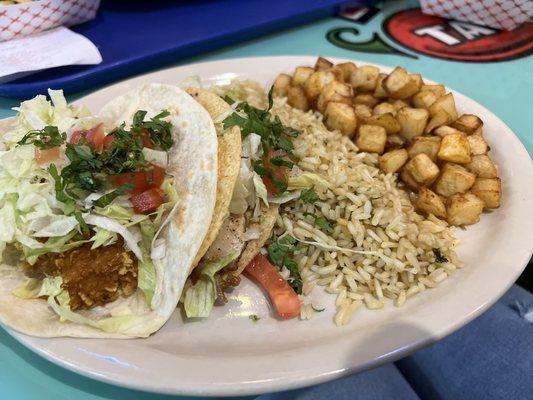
[
  {"xmin": 425, "ymin": 111, "xmax": 454, "ymax": 133},
  {"xmin": 412, "ymin": 90, "xmax": 438, "ymax": 109},
  {"xmin": 354, "ymin": 93, "xmax": 379, "ymax": 108},
  {"xmin": 373, "ymin": 74, "xmax": 388, "ymax": 98},
  {"xmin": 337, "ymin": 62, "xmax": 357, "ymax": 82},
  {"xmin": 293, "ymin": 67, "xmax": 314, "ymax": 86},
  {"xmin": 390, "ymin": 99, "xmax": 409, "ymax": 111},
  {"xmin": 379, "ymin": 148, "xmax": 408, "ymax": 173},
  {"xmin": 434, "ymin": 125, "xmax": 465, "ymax": 138},
  {"xmin": 373, "ymin": 102, "xmax": 396, "ymax": 116},
  {"xmin": 317, "ymin": 81, "xmax": 353, "ymax": 113},
  {"xmin": 446, "ymin": 192, "xmax": 484, "ymax": 226},
  {"xmin": 397, "ymin": 107, "xmax": 429, "ymax": 140},
  {"xmin": 404, "ymin": 153, "xmax": 440, "ymax": 185},
  {"xmin": 400, "ymin": 167, "xmax": 420, "ymax": 190},
  {"xmin": 286, "ymin": 85, "xmax": 309, "ymax": 111},
  {"xmin": 325, "ymin": 102, "xmax": 357, "ymax": 137},
  {"xmin": 273, "ymin": 74, "xmax": 292, "ymax": 97},
  {"xmin": 451, "ymin": 114, "xmax": 483, "ymax": 134},
  {"xmin": 356, "ymin": 125, "xmax": 387, "ymax": 154},
  {"xmin": 472, "ymin": 127, "xmax": 483, "ymax": 136},
  {"xmin": 383, "ymin": 67, "xmax": 421, "ymax": 99},
  {"xmin": 438, "ymin": 133, "xmax": 471, "ymax": 164},
  {"xmin": 471, "ymin": 177, "xmax": 501, "ymax": 209},
  {"xmin": 328, "ymin": 66, "xmax": 345, "ymax": 82},
  {"xmin": 315, "ymin": 56, "xmax": 333, "ymax": 71},
  {"xmin": 407, "ymin": 136, "xmax": 441, "ymax": 161},
  {"xmin": 416, "ymin": 187, "xmax": 446, "ymax": 218},
  {"xmin": 434, "ymin": 163, "xmax": 476, "ymax": 197},
  {"xmin": 420, "ymin": 84, "xmax": 446, "ymax": 98},
  {"xmin": 429, "ymin": 93, "xmax": 458, "ymax": 120},
  {"xmin": 354, "ymin": 104, "xmax": 372, "ymax": 120},
  {"xmin": 467, "ymin": 134, "xmax": 489, "ymax": 155},
  {"xmin": 351, "ymin": 66, "xmax": 380, "ymax": 91},
  {"xmin": 466, "ymin": 154, "xmax": 498, "ymax": 178},
  {"xmin": 410, "ymin": 74, "xmax": 424, "ymax": 88},
  {"xmin": 386, "ymin": 134, "xmax": 406, "ymax": 150},
  {"xmin": 305, "ymin": 70, "xmax": 335, "ymax": 101},
  {"xmin": 362, "ymin": 113, "xmax": 401, "ymax": 135}
]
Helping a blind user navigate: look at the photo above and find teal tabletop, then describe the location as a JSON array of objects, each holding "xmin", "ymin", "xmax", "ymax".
[{"xmin": 0, "ymin": 1, "xmax": 531, "ymax": 399}]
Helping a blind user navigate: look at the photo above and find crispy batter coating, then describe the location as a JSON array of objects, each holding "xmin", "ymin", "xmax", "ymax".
[{"xmin": 25, "ymin": 239, "xmax": 138, "ymax": 310}]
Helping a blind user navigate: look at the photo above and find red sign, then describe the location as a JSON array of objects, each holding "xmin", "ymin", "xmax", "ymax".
[{"xmin": 384, "ymin": 9, "xmax": 533, "ymax": 62}]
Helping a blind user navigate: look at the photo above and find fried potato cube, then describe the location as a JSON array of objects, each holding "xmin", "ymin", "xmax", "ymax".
[
  {"xmin": 328, "ymin": 66, "xmax": 345, "ymax": 82},
  {"xmin": 305, "ymin": 70, "xmax": 335, "ymax": 101},
  {"xmin": 273, "ymin": 74, "xmax": 292, "ymax": 97},
  {"xmin": 434, "ymin": 163, "xmax": 476, "ymax": 197},
  {"xmin": 400, "ymin": 167, "xmax": 420, "ymax": 190},
  {"xmin": 287, "ymin": 85, "xmax": 309, "ymax": 111},
  {"xmin": 416, "ymin": 187, "xmax": 446, "ymax": 218},
  {"xmin": 317, "ymin": 81, "xmax": 353, "ymax": 113},
  {"xmin": 356, "ymin": 124, "xmax": 387, "ymax": 154},
  {"xmin": 315, "ymin": 56, "xmax": 333, "ymax": 71},
  {"xmin": 472, "ymin": 127, "xmax": 483, "ymax": 136},
  {"xmin": 379, "ymin": 149, "xmax": 408, "ymax": 173},
  {"xmin": 467, "ymin": 134, "xmax": 489, "ymax": 155},
  {"xmin": 354, "ymin": 93, "xmax": 379, "ymax": 108},
  {"xmin": 466, "ymin": 155, "xmax": 498, "ymax": 178},
  {"xmin": 438, "ymin": 133, "xmax": 471, "ymax": 164},
  {"xmin": 425, "ymin": 111, "xmax": 454, "ymax": 133},
  {"xmin": 404, "ymin": 153, "xmax": 440, "ymax": 185},
  {"xmin": 363, "ymin": 113, "xmax": 401, "ymax": 135},
  {"xmin": 337, "ymin": 62, "xmax": 357, "ymax": 82},
  {"xmin": 434, "ymin": 125, "xmax": 465, "ymax": 138},
  {"xmin": 412, "ymin": 90, "xmax": 438, "ymax": 109},
  {"xmin": 410, "ymin": 74, "xmax": 424, "ymax": 88},
  {"xmin": 420, "ymin": 84, "xmax": 446, "ymax": 98},
  {"xmin": 373, "ymin": 74, "xmax": 388, "ymax": 98},
  {"xmin": 354, "ymin": 104, "xmax": 372, "ymax": 120},
  {"xmin": 293, "ymin": 66, "xmax": 314, "ymax": 86},
  {"xmin": 351, "ymin": 65, "xmax": 380, "ymax": 91},
  {"xmin": 325, "ymin": 102, "xmax": 357, "ymax": 137},
  {"xmin": 451, "ymin": 114, "xmax": 483, "ymax": 134},
  {"xmin": 386, "ymin": 134, "xmax": 406, "ymax": 150},
  {"xmin": 429, "ymin": 93, "xmax": 458, "ymax": 120},
  {"xmin": 471, "ymin": 178, "xmax": 501, "ymax": 209},
  {"xmin": 408, "ymin": 136, "xmax": 441, "ymax": 161},
  {"xmin": 383, "ymin": 67, "xmax": 421, "ymax": 99},
  {"xmin": 373, "ymin": 102, "xmax": 396, "ymax": 116},
  {"xmin": 391, "ymin": 99, "xmax": 409, "ymax": 111},
  {"xmin": 397, "ymin": 107, "xmax": 429, "ymax": 140},
  {"xmin": 446, "ymin": 192, "xmax": 484, "ymax": 226}
]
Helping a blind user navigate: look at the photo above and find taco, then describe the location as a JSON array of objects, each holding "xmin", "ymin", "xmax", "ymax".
[{"xmin": 0, "ymin": 84, "xmax": 218, "ymax": 338}]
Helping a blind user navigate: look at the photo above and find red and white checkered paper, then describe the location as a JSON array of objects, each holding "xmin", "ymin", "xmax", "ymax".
[
  {"xmin": 421, "ymin": 0, "xmax": 533, "ymax": 31},
  {"xmin": 0, "ymin": 0, "xmax": 100, "ymax": 42}
]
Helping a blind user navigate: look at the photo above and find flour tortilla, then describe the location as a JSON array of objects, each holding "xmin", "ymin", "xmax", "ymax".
[{"xmin": 0, "ymin": 84, "xmax": 218, "ymax": 338}]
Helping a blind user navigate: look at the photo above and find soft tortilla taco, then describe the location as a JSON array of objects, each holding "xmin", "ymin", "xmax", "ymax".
[{"xmin": 0, "ymin": 84, "xmax": 217, "ymax": 338}]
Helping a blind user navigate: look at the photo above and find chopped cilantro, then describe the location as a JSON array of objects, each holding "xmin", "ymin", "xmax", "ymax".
[
  {"xmin": 253, "ymin": 161, "xmax": 288, "ymax": 194},
  {"xmin": 267, "ymin": 235, "xmax": 302, "ymax": 294},
  {"xmin": 18, "ymin": 126, "xmax": 66, "ymax": 149},
  {"xmin": 433, "ymin": 248, "xmax": 448, "ymax": 263},
  {"xmin": 249, "ymin": 314, "xmax": 260, "ymax": 322},
  {"xmin": 314, "ymin": 216, "xmax": 333, "ymax": 233},
  {"xmin": 300, "ymin": 189, "xmax": 319, "ymax": 204}
]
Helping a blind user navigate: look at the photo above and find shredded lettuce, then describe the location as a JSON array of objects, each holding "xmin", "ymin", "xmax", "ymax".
[
  {"xmin": 252, "ymin": 172, "xmax": 269, "ymax": 207},
  {"xmin": 137, "ymin": 220, "xmax": 157, "ymax": 305},
  {"xmin": 183, "ymin": 251, "xmax": 239, "ymax": 318},
  {"xmin": 90, "ymin": 229, "xmax": 118, "ymax": 249},
  {"xmin": 288, "ymin": 172, "xmax": 329, "ymax": 190},
  {"xmin": 12, "ymin": 276, "xmax": 63, "ymax": 299}
]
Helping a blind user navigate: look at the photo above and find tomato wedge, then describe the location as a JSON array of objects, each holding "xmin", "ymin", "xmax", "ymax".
[
  {"xmin": 70, "ymin": 123, "xmax": 105, "ymax": 152},
  {"xmin": 35, "ymin": 147, "xmax": 60, "ymax": 164},
  {"xmin": 140, "ymin": 129, "xmax": 154, "ymax": 149},
  {"xmin": 110, "ymin": 165, "xmax": 165, "ymax": 194},
  {"xmin": 131, "ymin": 187, "xmax": 165, "ymax": 214},
  {"xmin": 245, "ymin": 254, "xmax": 301, "ymax": 319},
  {"xmin": 262, "ymin": 149, "xmax": 289, "ymax": 195}
]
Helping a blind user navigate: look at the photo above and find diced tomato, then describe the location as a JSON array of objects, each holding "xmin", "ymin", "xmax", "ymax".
[
  {"xmin": 103, "ymin": 134, "xmax": 115, "ymax": 148},
  {"xmin": 131, "ymin": 187, "xmax": 165, "ymax": 214},
  {"xmin": 70, "ymin": 123, "xmax": 105, "ymax": 152},
  {"xmin": 245, "ymin": 254, "xmax": 301, "ymax": 320},
  {"xmin": 140, "ymin": 129, "xmax": 154, "ymax": 149},
  {"xmin": 110, "ymin": 165, "xmax": 165, "ymax": 194},
  {"xmin": 35, "ymin": 147, "xmax": 60, "ymax": 164},
  {"xmin": 262, "ymin": 149, "xmax": 289, "ymax": 195}
]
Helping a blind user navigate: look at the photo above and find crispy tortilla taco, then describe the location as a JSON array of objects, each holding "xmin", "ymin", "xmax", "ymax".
[{"xmin": 0, "ymin": 84, "xmax": 217, "ymax": 337}]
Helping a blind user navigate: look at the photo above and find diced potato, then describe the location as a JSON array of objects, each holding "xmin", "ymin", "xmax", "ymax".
[
  {"xmin": 400, "ymin": 167, "xmax": 420, "ymax": 190},
  {"xmin": 354, "ymin": 104, "xmax": 372, "ymax": 120},
  {"xmin": 434, "ymin": 163, "xmax": 476, "ymax": 197},
  {"xmin": 446, "ymin": 192, "xmax": 484, "ymax": 226},
  {"xmin": 315, "ymin": 56, "xmax": 333, "ymax": 71},
  {"xmin": 293, "ymin": 67, "xmax": 314, "ymax": 86},
  {"xmin": 354, "ymin": 94, "xmax": 379, "ymax": 108},
  {"xmin": 410, "ymin": 74, "xmax": 424, "ymax": 88},
  {"xmin": 286, "ymin": 85, "xmax": 309, "ymax": 111},
  {"xmin": 471, "ymin": 177, "xmax": 501, "ymax": 209},
  {"xmin": 317, "ymin": 81, "xmax": 353, "ymax": 113},
  {"xmin": 356, "ymin": 125, "xmax": 387, "ymax": 154},
  {"xmin": 373, "ymin": 102, "xmax": 396, "ymax": 116},
  {"xmin": 472, "ymin": 127, "xmax": 483, "ymax": 136},
  {"xmin": 420, "ymin": 84, "xmax": 446, "ymax": 98},
  {"xmin": 412, "ymin": 90, "xmax": 438, "ymax": 109},
  {"xmin": 404, "ymin": 153, "xmax": 440, "ymax": 185},
  {"xmin": 362, "ymin": 113, "xmax": 401, "ymax": 135},
  {"xmin": 383, "ymin": 67, "xmax": 421, "ymax": 99},
  {"xmin": 467, "ymin": 134, "xmax": 489, "ymax": 155},
  {"xmin": 390, "ymin": 99, "xmax": 409, "ymax": 111},
  {"xmin": 379, "ymin": 149, "xmax": 408, "ymax": 173},
  {"xmin": 337, "ymin": 62, "xmax": 357, "ymax": 82},
  {"xmin": 328, "ymin": 66, "xmax": 345, "ymax": 82},
  {"xmin": 325, "ymin": 102, "xmax": 357, "ymax": 137},
  {"xmin": 416, "ymin": 187, "xmax": 446, "ymax": 219},
  {"xmin": 425, "ymin": 111, "xmax": 453, "ymax": 133},
  {"xmin": 305, "ymin": 70, "xmax": 335, "ymax": 101},
  {"xmin": 273, "ymin": 74, "xmax": 292, "ymax": 97},
  {"xmin": 434, "ymin": 125, "xmax": 465, "ymax": 137},
  {"xmin": 397, "ymin": 107, "xmax": 429, "ymax": 140},
  {"xmin": 438, "ymin": 133, "xmax": 471, "ymax": 164},
  {"xmin": 407, "ymin": 136, "xmax": 441, "ymax": 161},
  {"xmin": 429, "ymin": 93, "xmax": 458, "ymax": 120},
  {"xmin": 451, "ymin": 114, "xmax": 483, "ymax": 134},
  {"xmin": 466, "ymin": 155, "xmax": 498, "ymax": 178},
  {"xmin": 351, "ymin": 66, "xmax": 380, "ymax": 91},
  {"xmin": 386, "ymin": 134, "xmax": 406, "ymax": 150},
  {"xmin": 373, "ymin": 74, "xmax": 388, "ymax": 98}
]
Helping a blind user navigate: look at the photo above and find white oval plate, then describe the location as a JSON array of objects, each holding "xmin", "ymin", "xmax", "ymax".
[{"xmin": 5, "ymin": 57, "xmax": 532, "ymax": 397}]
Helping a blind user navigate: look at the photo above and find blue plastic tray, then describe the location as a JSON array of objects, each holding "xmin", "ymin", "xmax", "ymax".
[{"xmin": 0, "ymin": 0, "xmax": 356, "ymax": 98}]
